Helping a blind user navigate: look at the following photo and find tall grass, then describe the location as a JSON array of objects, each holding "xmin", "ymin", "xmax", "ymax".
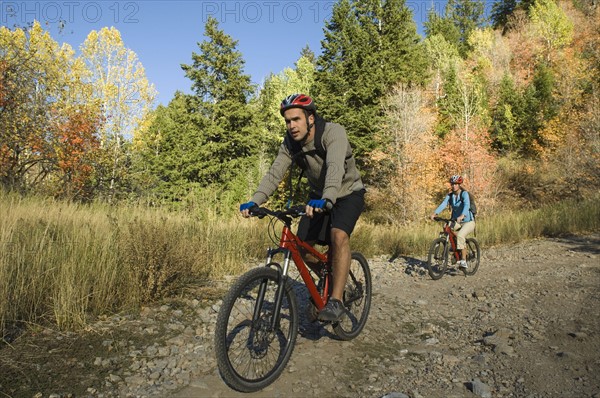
[
  {"xmin": 0, "ymin": 194, "xmax": 257, "ymax": 334},
  {"xmin": 355, "ymin": 193, "xmax": 600, "ymax": 257},
  {"xmin": 1, "ymin": 192, "xmax": 598, "ymax": 335}
]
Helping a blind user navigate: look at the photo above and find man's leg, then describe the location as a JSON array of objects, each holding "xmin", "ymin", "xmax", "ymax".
[
  {"xmin": 330, "ymin": 228, "xmax": 350, "ymax": 301},
  {"xmin": 317, "ymin": 190, "xmax": 364, "ymax": 321},
  {"xmin": 318, "ymin": 227, "xmax": 350, "ymax": 321}
]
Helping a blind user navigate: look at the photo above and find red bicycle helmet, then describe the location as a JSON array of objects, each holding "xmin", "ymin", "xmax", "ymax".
[
  {"xmin": 449, "ymin": 175, "xmax": 463, "ymax": 184},
  {"xmin": 279, "ymin": 93, "xmax": 316, "ymax": 116}
]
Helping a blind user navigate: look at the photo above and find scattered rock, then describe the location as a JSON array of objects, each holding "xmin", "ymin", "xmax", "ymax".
[
  {"xmin": 469, "ymin": 378, "xmax": 493, "ymax": 398},
  {"xmin": 2, "ymin": 234, "xmax": 599, "ymax": 398},
  {"xmin": 380, "ymin": 393, "xmax": 410, "ymax": 398}
]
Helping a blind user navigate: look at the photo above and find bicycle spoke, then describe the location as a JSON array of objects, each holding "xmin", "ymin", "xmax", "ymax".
[
  {"xmin": 428, "ymin": 238, "xmax": 448, "ymax": 280},
  {"xmin": 215, "ymin": 267, "xmax": 298, "ymax": 392},
  {"xmin": 463, "ymin": 238, "xmax": 481, "ymax": 276},
  {"xmin": 333, "ymin": 252, "xmax": 371, "ymax": 340}
]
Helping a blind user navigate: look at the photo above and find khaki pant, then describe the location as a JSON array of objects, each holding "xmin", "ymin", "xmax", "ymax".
[{"xmin": 454, "ymin": 221, "xmax": 475, "ymax": 250}]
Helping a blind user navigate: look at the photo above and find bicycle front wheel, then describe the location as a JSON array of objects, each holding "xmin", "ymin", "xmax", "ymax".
[
  {"xmin": 333, "ymin": 252, "xmax": 372, "ymax": 341},
  {"xmin": 427, "ymin": 237, "xmax": 449, "ymax": 280},
  {"xmin": 463, "ymin": 238, "xmax": 481, "ymax": 276},
  {"xmin": 214, "ymin": 266, "xmax": 299, "ymax": 392}
]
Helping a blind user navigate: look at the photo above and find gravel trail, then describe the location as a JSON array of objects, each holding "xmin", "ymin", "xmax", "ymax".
[{"xmin": 2, "ymin": 234, "xmax": 599, "ymax": 398}]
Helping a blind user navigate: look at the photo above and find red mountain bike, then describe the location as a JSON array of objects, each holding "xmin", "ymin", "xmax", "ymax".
[
  {"xmin": 427, "ymin": 216, "xmax": 481, "ymax": 280},
  {"xmin": 214, "ymin": 206, "xmax": 372, "ymax": 392}
]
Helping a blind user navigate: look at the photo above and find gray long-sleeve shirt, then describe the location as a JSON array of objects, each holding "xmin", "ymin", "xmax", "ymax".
[{"xmin": 251, "ymin": 122, "xmax": 364, "ymax": 205}]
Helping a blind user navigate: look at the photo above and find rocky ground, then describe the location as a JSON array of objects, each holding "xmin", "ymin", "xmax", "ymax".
[{"xmin": 1, "ymin": 233, "xmax": 599, "ymax": 398}]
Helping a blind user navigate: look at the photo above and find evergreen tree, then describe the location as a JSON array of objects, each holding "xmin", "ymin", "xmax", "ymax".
[
  {"xmin": 447, "ymin": 0, "xmax": 487, "ymax": 57},
  {"xmin": 519, "ymin": 0, "xmax": 537, "ymax": 13},
  {"xmin": 424, "ymin": 7, "xmax": 461, "ymax": 52},
  {"xmin": 436, "ymin": 64, "xmax": 461, "ymax": 136},
  {"xmin": 133, "ymin": 92, "xmax": 206, "ymax": 202},
  {"xmin": 491, "ymin": 0, "xmax": 518, "ymax": 33},
  {"xmin": 314, "ymin": 0, "xmax": 356, "ymax": 126},
  {"xmin": 520, "ymin": 63, "xmax": 557, "ymax": 153},
  {"xmin": 180, "ymin": 17, "xmax": 258, "ymax": 188},
  {"xmin": 299, "ymin": 45, "xmax": 316, "ymax": 65},
  {"xmin": 531, "ymin": 63, "xmax": 556, "ymax": 122},
  {"xmin": 425, "ymin": 0, "xmax": 486, "ymax": 57},
  {"xmin": 314, "ymin": 0, "xmax": 426, "ymax": 162},
  {"xmin": 381, "ymin": 0, "xmax": 428, "ymax": 86},
  {"xmin": 491, "ymin": 73, "xmax": 523, "ymax": 152},
  {"xmin": 491, "ymin": 64, "xmax": 557, "ymax": 155}
]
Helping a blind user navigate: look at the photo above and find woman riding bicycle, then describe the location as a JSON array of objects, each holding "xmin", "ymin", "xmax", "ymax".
[
  {"xmin": 239, "ymin": 94, "xmax": 366, "ymax": 322},
  {"xmin": 430, "ymin": 175, "xmax": 476, "ymax": 270}
]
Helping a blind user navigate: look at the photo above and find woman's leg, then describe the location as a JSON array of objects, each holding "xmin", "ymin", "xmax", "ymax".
[{"xmin": 456, "ymin": 221, "xmax": 476, "ymax": 260}]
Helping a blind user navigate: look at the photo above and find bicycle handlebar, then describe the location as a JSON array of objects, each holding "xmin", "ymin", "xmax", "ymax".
[
  {"xmin": 433, "ymin": 216, "xmax": 456, "ymax": 223},
  {"xmin": 433, "ymin": 217, "xmax": 458, "ymax": 227},
  {"xmin": 249, "ymin": 205, "xmax": 307, "ymax": 221}
]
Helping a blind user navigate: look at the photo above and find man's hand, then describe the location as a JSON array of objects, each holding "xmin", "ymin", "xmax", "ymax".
[
  {"xmin": 305, "ymin": 199, "xmax": 332, "ymax": 218},
  {"xmin": 239, "ymin": 201, "xmax": 257, "ymax": 218}
]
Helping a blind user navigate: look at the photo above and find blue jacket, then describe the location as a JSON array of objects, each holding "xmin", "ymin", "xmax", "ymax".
[{"xmin": 434, "ymin": 190, "xmax": 474, "ymax": 222}]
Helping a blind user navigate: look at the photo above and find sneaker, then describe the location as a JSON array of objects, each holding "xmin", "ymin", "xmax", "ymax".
[
  {"xmin": 318, "ymin": 298, "xmax": 345, "ymax": 322},
  {"xmin": 458, "ymin": 260, "xmax": 468, "ymax": 270}
]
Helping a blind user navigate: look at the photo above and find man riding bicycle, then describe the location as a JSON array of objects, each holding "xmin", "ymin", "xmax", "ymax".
[
  {"xmin": 240, "ymin": 93, "xmax": 366, "ymax": 322},
  {"xmin": 430, "ymin": 175, "xmax": 476, "ymax": 270}
]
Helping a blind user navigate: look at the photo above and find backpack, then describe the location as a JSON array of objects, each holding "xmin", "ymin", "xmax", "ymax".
[{"xmin": 449, "ymin": 190, "xmax": 477, "ymax": 217}]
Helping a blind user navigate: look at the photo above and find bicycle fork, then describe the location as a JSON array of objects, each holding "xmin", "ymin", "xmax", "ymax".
[{"xmin": 252, "ymin": 247, "xmax": 292, "ymax": 331}]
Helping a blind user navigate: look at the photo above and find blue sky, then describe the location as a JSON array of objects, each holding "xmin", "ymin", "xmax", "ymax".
[{"xmin": 1, "ymin": 1, "xmax": 462, "ymax": 106}]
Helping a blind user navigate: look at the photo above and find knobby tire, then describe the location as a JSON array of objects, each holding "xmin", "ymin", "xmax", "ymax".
[
  {"xmin": 332, "ymin": 252, "xmax": 372, "ymax": 340},
  {"xmin": 214, "ymin": 266, "xmax": 299, "ymax": 392},
  {"xmin": 427, "ymin": 237, "xmax": 449, "ymax": 280},
  {"xmin": 463, "ymin": 238, "xmax": 481, "ymax": 276}
]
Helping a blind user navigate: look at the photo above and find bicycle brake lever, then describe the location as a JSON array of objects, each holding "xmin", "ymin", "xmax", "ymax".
[
  {"xmin": 289, "ymin": 205, "xmax": 307, "ymax": 216},
  {"xmin": 249, "ymin": 206, "xmax": 266, "ymax": 218}
]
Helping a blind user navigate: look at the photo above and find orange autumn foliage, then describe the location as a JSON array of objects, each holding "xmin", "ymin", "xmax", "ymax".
[
  {"xmin": 438, "ymin": 125, "xmax": 498, "ymax": 213},
  {"xmin": 52, "ymin": 105, "xmax": 103, "ymax": 200}
]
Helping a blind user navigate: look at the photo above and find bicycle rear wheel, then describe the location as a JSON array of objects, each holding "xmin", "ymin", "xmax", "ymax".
[
  {"xmin": 333, "ymin": 252, "xmax": 372, "ymax": 341},
  {"xmin": 214, "ymin": 266, "xmax": 299, "ymax": 392},
  {"xmin": 463, "ymin": 238, "xmax": 481, "ymax": 276},
  {"xmin": 427, "ymin": 237, "xmax": 449, "ymax": 280}
]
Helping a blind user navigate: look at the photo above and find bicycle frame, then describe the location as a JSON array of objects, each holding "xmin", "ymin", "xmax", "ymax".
[
  {"xmin": 259, "ymin": 214, "xmax": 331, "ymax": 330},
  {"xmin": 441, "ymin": 221, "xmax": 462, "ymax": 263},
  {"xmin": 215, "ymin": 206, "xmax": 372, "ymax": 392}
]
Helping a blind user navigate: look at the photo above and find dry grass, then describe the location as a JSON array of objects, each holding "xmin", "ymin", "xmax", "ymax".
[
  {"xmin": 0, "ymin": 194, "xmax": 260, "ymax": 335},
  {"xmin": 355, "ymin": 191, "xmax": 600, "ymax": 257},
  {"xmin": 1, "ymin": 192, "xmax": 598, "ymax": 335}
]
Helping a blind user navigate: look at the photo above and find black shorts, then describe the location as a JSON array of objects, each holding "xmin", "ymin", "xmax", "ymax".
[{"xmin": 297, "ymin": 189, "xmax": 365, "ymax": 245}]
